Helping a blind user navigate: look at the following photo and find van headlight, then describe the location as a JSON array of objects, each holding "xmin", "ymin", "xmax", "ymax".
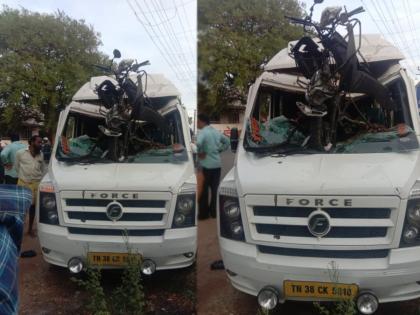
[
  {"xmin": 41, "ymin": 194, "xmax": 56, "ymax": 210},
  {"xmin": 402, "ymin": 225, "xmax": 419, "ymax": 244},
  {"xmin": 177, "ymin": 195, "xmax": 194, "ymax": 214},
  {"xmin": 39, "ymin": 192, "xmax": 59, "ymax": 225},
  {"xmin": 172, "ymin": 194, "xmax": 196, "ymax": 228},
  {"xmin": 407, "ymin": 205, "xmax": 420, "ymax": 225},
  {"xmin": 401, "ymin": 182, "xmax": 420, "ymax": 247},
  {"xmin": 224, "ymin": 199, "xmax": 240, "ymax": 219},
  {"xmin": 219, "ymin": 187, "xmax": 245, "ymax": 241}
]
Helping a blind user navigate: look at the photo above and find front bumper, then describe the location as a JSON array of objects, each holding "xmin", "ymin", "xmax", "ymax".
[
  {"xmin": 220, "ymin": 237, "xmax": 420, "ymax": 303},
  {"xmin": 38, "ymin": 223, "xmax": 197, "ymax": 270}
]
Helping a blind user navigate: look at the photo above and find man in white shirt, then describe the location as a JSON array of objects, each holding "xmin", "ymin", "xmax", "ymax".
[{"xmin": 15, "ymin": 135, "xmax": 46, "ymax": 236}]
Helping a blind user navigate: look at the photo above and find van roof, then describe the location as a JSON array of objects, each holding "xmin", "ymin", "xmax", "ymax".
[
  {"xmin": 264, "ymin": 34, "xmax": 404, "ymax": 72},
  {"xmin": 72, "ymin": 73, "xmax": 180, "ymax": 101}
]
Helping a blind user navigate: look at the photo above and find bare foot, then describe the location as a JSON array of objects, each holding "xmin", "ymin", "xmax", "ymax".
[{"xmin": 27, "ymin": 230, "xmax": 37, "ymax": 238}]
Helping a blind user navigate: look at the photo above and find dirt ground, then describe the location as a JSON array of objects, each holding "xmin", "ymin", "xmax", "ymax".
[
  {"xmin": 18, "ymin": 230, "xmax": 196, "ymax": 315},
  {"xmin": 197, "ymin": 218, "xmax": 257, "ymax": 315},
  {"xmin": 197, "ymin": 219, "xmax": 420, "ymax": 315},
  {"xmin": 18, "ymin": 214, "xmax": 420, "ymax": 315}
]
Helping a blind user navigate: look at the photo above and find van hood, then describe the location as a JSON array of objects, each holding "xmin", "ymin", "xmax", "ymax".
[
  {"xmin": 236, "ymin": 151, "xmax": 420, "ymax": 198},
  {"xmin": 50, "ymin": 161, "xmax": 192, "ymax": 193}
]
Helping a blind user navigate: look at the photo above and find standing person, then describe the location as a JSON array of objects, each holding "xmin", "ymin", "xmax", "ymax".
[
  {"xmin": 42, "ymin": 137, "xmax": 52, "ymax": 162},
  {"xmin": 15, "ymin": 135, "xmax": 46, "ymax": 237},
  {"xmin": 196, "ymin": 113, "xmax": 230, "ymax": 219},
  {"xmin": 0, "ymin": 134, "xmax": 26, "ymax": 185}
]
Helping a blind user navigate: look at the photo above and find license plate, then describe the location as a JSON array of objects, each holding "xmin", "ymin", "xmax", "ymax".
[
  {"xmin": 87, "ymin": 252, "xmax": 141, "ymax": 266},
  {"xmin": 284, "ymin": 280, "xmax": 358, "ymax": 300}
]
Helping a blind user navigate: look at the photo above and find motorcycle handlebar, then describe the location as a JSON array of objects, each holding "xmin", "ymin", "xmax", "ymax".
[
  {"xmin": 345, "ymin": 6, "xmax": 365, "ymax": 19},
  {"xmin": 285, "ymin": 15, "xmax": 312, "ymax": 26},
  {"xmin": 94, "ymin": 64, "xmax": 112, "ymax": 72},
  {"xmin": 128, "ymin": 61, "xmax": 150, "ymax": 73}
]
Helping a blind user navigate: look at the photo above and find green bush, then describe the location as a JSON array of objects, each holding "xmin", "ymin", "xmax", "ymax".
[
  {"xmin": 110, "ymin": 252, "xmax": 145, "ymax": 315},
  {"xmin": 73, "ymin": 234, "xmax": 145, "ymax": 315},
  {"xmin": 313, "ymin": 262, "xmax": 357, "ymax": 315},
  {"xmin": 71, "ymin": 266, "xmax": 110, "ymax": 315}
]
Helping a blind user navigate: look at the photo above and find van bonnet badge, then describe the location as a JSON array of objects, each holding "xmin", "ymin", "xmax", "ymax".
[
  {"xmin": 307, "ymin": 209, "xmax": 331, "ymax": 237},
  {"xmin": 106, "ymin": 202, "xmax": 124, "ymax": 221}
]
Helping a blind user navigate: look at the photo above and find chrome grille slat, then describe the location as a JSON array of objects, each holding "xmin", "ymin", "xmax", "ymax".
[
  {"xmin": 249, "ymin": 216, "xmax": 394, "ymax": 227},
  {"xmin": 67, "ymin": 212, "xmax": 163, "ymax": 222},
  {"xmin": 66, "ymin": 199, "xmax": 165, "ymax": 208},
  {"xmin": 253, "ymin": 206, "xmax": 391, "ymax": 219},
  {"xmin": 258, "ymin": 245, "xmax": 389, "ymax": 259},
  {"xmin": 255, "ymin": 224, "xmax": 387, "ymax": 238},
  {"xmin": 68, "ymin": 227, "xmax": 164, "ymax": 236}
]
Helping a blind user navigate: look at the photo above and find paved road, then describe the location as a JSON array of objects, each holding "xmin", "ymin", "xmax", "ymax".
[{"xmin": 197, "ymin": 151, "xmax": 420, "ymax": 315}]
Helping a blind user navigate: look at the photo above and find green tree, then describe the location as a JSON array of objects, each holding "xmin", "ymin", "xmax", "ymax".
[
  {"xmin": 198, "ymin": 0, "xmax": 305, "ymax": 115},
  {"xmin": 0, "ymin": 6, "xmax": 108, "ymax": 136}
]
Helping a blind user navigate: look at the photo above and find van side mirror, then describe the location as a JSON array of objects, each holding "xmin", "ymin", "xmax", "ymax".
[{"xmin": 230, "ymin": 128, "xmax": 239, "ymax": 152}]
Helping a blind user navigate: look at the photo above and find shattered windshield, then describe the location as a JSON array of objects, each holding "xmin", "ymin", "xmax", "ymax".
[
  {"xmin": 244, "ymin": 77, "xmax": 419, "ymax": 154},
  {"xmin": 56, "ymin": 106, "xmax": 188, "ymax": 164}
]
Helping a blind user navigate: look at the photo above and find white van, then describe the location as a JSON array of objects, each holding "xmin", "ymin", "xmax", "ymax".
[
  {"xmin": 37, "ymin": 74, "xmax": 196, "ymax": 274},
  {"xmin": 219, "ymin": 35, "xmax": 420, "ymax": 313}
]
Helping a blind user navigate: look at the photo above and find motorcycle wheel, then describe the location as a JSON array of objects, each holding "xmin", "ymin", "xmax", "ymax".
[
  {"xmin": 309, "ymin": 117, "xmax": 324, "ymax": 150},
  {"xmin": 108, "ymin": 137, "xmax": 120, "ymax": 161}
]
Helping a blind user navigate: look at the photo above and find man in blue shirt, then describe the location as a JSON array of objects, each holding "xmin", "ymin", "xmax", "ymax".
[
  {"xmin": 197, "ymin": 113, "xmax": 230, "ymax": 219},
  {"xmin": 0, "ymin": 134, "xmax": 26, "ymax": 185},
  {"xmin": 0, "ymin": 185, "xmax": 32, "ymax": 314}
]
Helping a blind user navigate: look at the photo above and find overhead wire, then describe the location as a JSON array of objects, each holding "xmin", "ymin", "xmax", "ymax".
[
  {"xmin": 140, "ymin": 0, "xmax": 192, "ymax": 82},
  {"xmin": 126, "ymin": 0, "xmax": 187, "ymax": 83},
  {"xmin": 151, "ymin": 0, "xmax": 195, "ymax": 80},
  {"xmin": 382, "ymin": 0, "xmax": 418, "ymax": 70},
  {"xmin": 127, "ymin": 0, "xmax": 196, "ymax": 90},
  {"xmin": 403, "ymin": 0, "xmax": 420, "ymax": 72},
  {"xmin": 140, "ymin": 0, "xmax": 195, "ymax": 87},
  {"xmin": 362, "ymin": 0, "xmax": 418, "ymax": 76},
  {"xmin": 170, "ymin": 0, "xmax": 196, "ymax": 60}
]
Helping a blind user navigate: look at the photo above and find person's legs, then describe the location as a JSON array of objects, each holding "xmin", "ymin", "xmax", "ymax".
[
  {"xmin": 198, "ymin": 167, "xmax": 211, "ymax": 219},
  {"xmin": 28, "ymin": 204, "xmax": 36, "ymax": 237},
  {"xmin": 27, "ymin": 181, "xmax": 39, "ymax": 236},
  {"xmin": 209, "ymin": 168, "xmax": 221, "ymax": 218},
  {"xmin": 5, "ymin": 175, "xmax": 18, "ymax": 185},
  {"xmin": 196, "ymin": 167, "xmax": 204, "ymax": 202}
]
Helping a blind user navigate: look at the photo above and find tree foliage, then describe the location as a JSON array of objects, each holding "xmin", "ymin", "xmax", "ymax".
[
  {"xmin": 198, "ymin": 0, "xmax": 305, "ymax": 115},
  {"xmin": 0, "ymin": 6, "xmax": 108, "ymax": 135}
]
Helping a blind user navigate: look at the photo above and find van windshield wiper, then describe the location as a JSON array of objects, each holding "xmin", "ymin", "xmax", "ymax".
[
  {"xmin": 245, "ymin": 141, "xmax": 318, "ymax": 155},
  {"xmin": 58, "ymin": 155, "xmax": 111, "ymax": 164},
  {"xmin": 270, "ymin": 146, "xmax": 320, "ymax": 156}
]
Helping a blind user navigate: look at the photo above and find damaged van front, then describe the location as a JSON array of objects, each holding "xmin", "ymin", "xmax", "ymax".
[
  {"xmin": 219, "ymin": 35, "xmax": 420, "ymax": 312},
  {"xmin": 37, "ymin": 74, "xmax": 196, "ymax": 274}
]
